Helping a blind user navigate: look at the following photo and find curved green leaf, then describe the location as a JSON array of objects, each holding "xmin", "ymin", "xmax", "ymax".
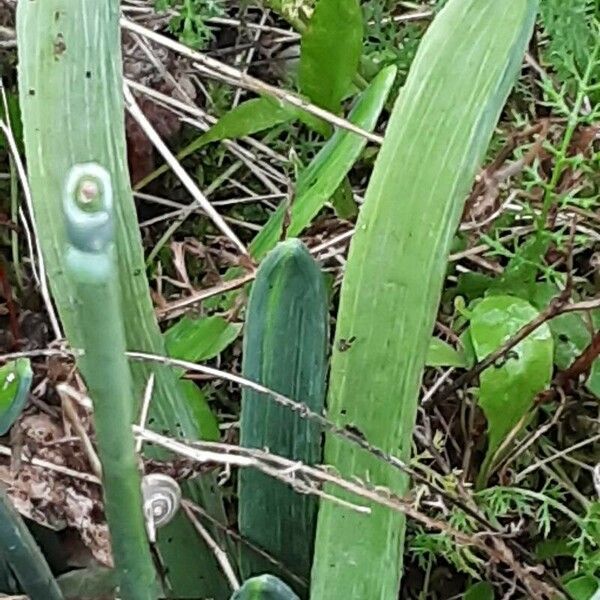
[
  {"xmin": 470, "ymin": 295, "xmax": 553, "ymax": 485},
  {"xmin": 165, "ymin": 315, "xmax": 242, "ymax": 366},
  {"xmin": 250, "ymin": 65, "xmax": 396, "ymax": 260},
  {"xmin": 178, "ymin": 380, "xmax": 220, "ymax": 442},
  {"xmin": 310, "ymin": 1, "xmax": 538, "ymax": 597},
  {"xmin": 198, "ymin": 98, "xmax": 296, "ymax": 146},
  {"xmin": 298, "ymin": 0, "xmax": 363, "ymax": 112},
  {"xmin": 0, "ymin": 487, "xmax": 63, "ymax": 600},
  {"xmin": 565, "ymin": 575, "xmax": 600, "ymax": 600},
  {"xmin": 0, "ymin": 358, "xmax": 32, "ymax": 435}
]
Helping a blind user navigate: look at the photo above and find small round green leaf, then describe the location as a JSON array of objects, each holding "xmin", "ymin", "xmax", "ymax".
[{"xmin": 0, "ymin": 359, "xmax": 33, "ymax": 435}]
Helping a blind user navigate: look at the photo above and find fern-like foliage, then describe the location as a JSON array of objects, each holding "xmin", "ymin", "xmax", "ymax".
[
  {"xmin": 155, "ymin": 0, "xmax": 223, "ymax": 48},
  {"xmin": 539, "ymin": 0, "xmax": 599, "ymax": 81}
]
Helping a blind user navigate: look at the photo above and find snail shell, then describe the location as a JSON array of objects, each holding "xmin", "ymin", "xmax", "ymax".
[{"xmin": 141, "ymin": 473, "xmax": 181, "ymax": 542}]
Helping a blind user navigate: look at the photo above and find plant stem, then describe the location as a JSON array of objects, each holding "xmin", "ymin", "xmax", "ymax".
[{"xmin": 63, "ymin": 163, "xmax": 157, "ymax": 600}]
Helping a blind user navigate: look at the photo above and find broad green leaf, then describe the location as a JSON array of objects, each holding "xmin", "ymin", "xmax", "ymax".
[
  {"xmin": 531, "ymin": 281, "xmax": 600, "ymax": 398},
  {"xmin": 470, "ymin": 295, "xmax": 553, "ymax": 485},
  {"xmin": 465, "ymin": 581, "xmax": 494, "ymax": 600},
  {"xmin": 0, "ymin": 359, "xmax": 32, "ymax": 435},
  {"xmin": 165, "ymin": 315, "xmax": 242, "ymax": 365},
  {"xmin": 57, "ymin": 566, "xmax": 118, "ymax": 599},
  {"xmin": 165, "ymin": 317, "xmax": 239, "ymax": 439},
  {"xmin": 298, "ymin": 0, "xmax": 363, "ymax": 112},
  {"xmin": 565, "ymin": 575, "xmax": 600, "ymax": 600},
  {"xmin": 311, "ymin": 1, "xmax": 538, "ymax": 598},
  {"xmin": 178, "ymin": 381, "xmax": 220, "ymax": 441},
  {"xmin": 331, "ymin": 177, "xmax": 358, "ymax": 220},
  {"xmin": 490, "ymin": 234, "xmax": 550, "ymax": 299},
  {"xmin": 198, "ymin": 97, "xmax": 296, "ymax": 146},
  {"xmin": 532, "ymin": 281, "xmax": 592, "ymax": 369},
  {"xmin": 426, "ymin": 338, "xmax": 468, "ymax": 367},
  {"xmin": 535, "ymin": 539, "xmax": 573, "ymax": 560},
  {"xmin": 250, "ymin": 65, "xmax": 396, "ymax": 260}
]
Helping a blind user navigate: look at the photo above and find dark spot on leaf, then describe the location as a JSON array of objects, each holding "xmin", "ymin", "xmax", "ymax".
[
  {"xmin": 337, "ymin": 335, "xmax": 356, "ymax": 352},
  {"xmin": 53, "ymin": 33, "xmax": 66, "ymax": 59},
  {"xmin": 85, "ymin": 70, "xmax": 92, "ymax": 79},
  {"xmin": 28, "ymin": 89, "xmax": 35, "ymax": 96},
  {"xmin": 558, "ymin": 333, "xmax": 569, "ymax": 343}
]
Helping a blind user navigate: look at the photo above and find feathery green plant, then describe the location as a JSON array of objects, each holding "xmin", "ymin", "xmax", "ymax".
[{"xmin": 310, "ymin": 1, "xmax": 538, "ymax": 598}]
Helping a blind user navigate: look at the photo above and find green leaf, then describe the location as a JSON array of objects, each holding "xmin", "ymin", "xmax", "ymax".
[
  {"xmin": 530, "ymin": 282, "xmax": 600, "ymax": 397},
  {"xmin": 178, "ymin": 381, "xmax": 219, "ymax": 442},
  {"xmin": 535, "ymin": 538, "xmax": 573, "ymax": 560},
  {"xmin": 250, "ymin": 65, "xmax": 396, "ymax": 260},
  {"xmin": 426, "ymin": 338, "xmax": 468, "ymax": 367},
  {"xmin": 565, "ymin": 575, "xmax": 600, "ymax": 600},
  {"xmin": 331, "ymin": 177, "xmax": 358, "ymax": 220},
  {"xmin": 464, "ymin": 581, "xmax": 494, "ymax": 600},
  {"xmin": 0, "ymin": 359, "xmax": 32, "ymax": 435},
  {"xmin": 165, "ymin": 315, "xmax": 242, "ymax": 365},
  {"xmin": 198, "ymin": 97, "xmax": 296, "ymax": 146},
  {"xmin": 298, "ymin": 0, "xmax": 363, "ymax": 112},
  {"xmin": 470, "ymin": 295, "xmax": 553, "ymax": 486},
  {"xmin": 588, "ymin": 360, "xmax": 600, "ymax": 398},
  {"xmin": 310, "ymin": 0, "xmax": 538, "ymax": 597},
  {"xmin": 57, "ymin": 566, "xmax": 118, "ymax": 599},
  {"xmin": 490, "ymin": 234, "xmax": 550, "ymax": 299},
  {"xmin": 231, "ymin": 574, "xmax": 299, "ymax": 600}
]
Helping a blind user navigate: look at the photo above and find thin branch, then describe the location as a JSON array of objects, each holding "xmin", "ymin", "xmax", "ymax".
[
  {"xmin": 135, "ymin": 428, "xmax": 558, "ymax": 599},
  {"xmin": 0, "ymin": 119, "xmax": 62, "ymax": 340},
  {"xmin": 120, "ymin": 18, "xmax": 384, "ymax": 145},
  {"xmin": 123, "ymin": 85, "xmax": 250, "ymax": 257},
  {"xmin": 181, "ymin": 500, "xmax": 240, "ymax": 591},
  {"xmin": 184, "ymin": 501, "xmax": 308, "ymax": 590}
]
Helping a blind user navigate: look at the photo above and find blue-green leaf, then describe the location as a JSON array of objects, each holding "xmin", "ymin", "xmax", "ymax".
[
  {"xmin": 0, "ymin": 359, "xmax": 32, "ymax": 435},
  {"xmin": 298, "ymin": 0, "xmax": 363, "ymax": 112}
]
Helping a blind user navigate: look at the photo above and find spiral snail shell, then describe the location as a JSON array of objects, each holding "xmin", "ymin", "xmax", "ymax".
[{"xmin": 141, "ymin": 473, "xmax": 181, "ymax": 542}]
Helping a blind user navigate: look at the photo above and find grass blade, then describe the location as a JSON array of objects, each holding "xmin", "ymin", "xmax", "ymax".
[
  {"xmin": 310, "ymin": 2, "xmax": 538, "ymax": 598},
  {"xmin": 250, "ymin": 65, "xmax": 396, "ymax": 260}
]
